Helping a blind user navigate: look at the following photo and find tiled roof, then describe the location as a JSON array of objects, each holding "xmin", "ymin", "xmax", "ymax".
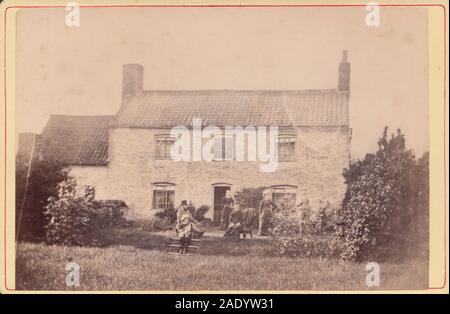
[
  {"xmin": 39, "ymin": 115, "xmax": 113, "ymax": 165},
  {"xmin": 113, "ymin": 89, "xmax": 349, "ymax": 128}
]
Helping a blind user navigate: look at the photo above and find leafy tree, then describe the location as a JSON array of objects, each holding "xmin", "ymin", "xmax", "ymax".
[
  {"xmin": 336, "ymin": 127, "xmax": 428, "ymax": 260},
  {"xmin": 16, "ymin": 156, "xmax": 68, "ymax": 241}
]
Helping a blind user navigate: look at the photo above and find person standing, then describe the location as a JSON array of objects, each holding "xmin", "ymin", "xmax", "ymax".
[
  {"xmin": 220, "ymin": 190, "xmax": 234, "ymax": 230},
  {"xmin": 296, "ymin": 188, "xmax": 311, "ymax": 233},
  {"xmin": 258, "ymin": 189, "xmax": 276, "ymax": 236}
]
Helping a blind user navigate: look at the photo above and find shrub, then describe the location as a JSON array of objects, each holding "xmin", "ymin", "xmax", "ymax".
[
  {"xmin": 154, "ymin": 206, "xmax": 177, "ymax": 224},
  {"xmin": 44, "ymin": 178, "xmax": 96, "ymax": 246},
  {"xmin": 146, "ymin": 216, "xmax": 174, "ymax": 231},
  {"xmin": 271, "ymin": 212, "xmax": 336, "ymax": 258},
  {"xmin": 15, "ymin": 156, "xmax": 69, "ymax": 241},
  {"xmin": 336, "ymin": 128, "xmax": 429, "ymax": 261},
  {"xmin": 307, "ymin": 208, "xmax": 337, "ymax": 235},
  {"xmin": 239, "ymin": 187, "xmax": 265, "ymax": 209},
  {"xmin": 44, "ymin": 177, "xmax": 130, "ymax": 246},
  {"xmin": 272, "ymin": 235, "xmax": 337, "ymax": 258},
  {"xmin": 194, "ymin": 205, "xmax": 210, "ymax": 221},
  {"xmin": 271, "ymin": 212, "xmax": 302, "ymax": 237},
  {"xmin": 90, "ymin": 200, "xmax": 128, "ymax": 228}
]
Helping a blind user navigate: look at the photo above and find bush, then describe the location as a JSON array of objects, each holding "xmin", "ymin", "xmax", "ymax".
[
  {"xmin": 154, "ymin": 206, "xmax": 177, "ymax": 224},
  {"xmin": 44, "ymin": 178, "xmax": 129, "ymax": 246},
  {"xmin": 272, "ymin": 235, "xmax": 337, "ymax": 258},
  {"xmin": 335, "ymin": 128, "xmax": 429, "ymax": 261},
  {"xmin": 194, "ymin": 205, "xmax": 210, "ymax": 221},
  {"xmin": 44, "ymin": 178, "xmax": 96, "ymax": 246},
  {"xmin": 239, "ymin": 187, "xmax": 265, "ymax": 209},
  {"xmin": 271, "ymin": 212, "xmax": 302, "ymax": 237},
  {"xmin": 90, "ymin": 200, "xmax": 128, "ymax": 228},
  {"xmin": 16, "ymin": 156, "xmax": 69, "ymax": 241},
  {"xmin": 271, "ymin": 212, "xmax": 338, "ymax": 258},
  {"xmin": 307, "ymin": 208, "xmax": 337, "ymax": 235},
  {"xmin": 146, "ymin": 216, "xmax": 174, "ymax": 231}
]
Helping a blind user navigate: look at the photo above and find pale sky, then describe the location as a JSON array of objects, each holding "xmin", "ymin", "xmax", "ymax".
[{"xmin": 15, "ymin": 6, "xmax": 429, "ymax": 159}]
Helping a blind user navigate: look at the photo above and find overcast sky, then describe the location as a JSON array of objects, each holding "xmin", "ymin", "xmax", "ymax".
[{"xmin": 15, "ymin": 6, "xmax": 429, "ymax": 159}]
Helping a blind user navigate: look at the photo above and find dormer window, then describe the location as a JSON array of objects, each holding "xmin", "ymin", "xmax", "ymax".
[{"xmin": 277, "ymin": 135, "xmax": 296, "ymax": 161}]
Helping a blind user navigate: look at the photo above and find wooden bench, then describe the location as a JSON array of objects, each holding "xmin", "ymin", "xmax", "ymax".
[{"xmin": 167, "ymin": 237, "xmax": 201, "ymax": 254}]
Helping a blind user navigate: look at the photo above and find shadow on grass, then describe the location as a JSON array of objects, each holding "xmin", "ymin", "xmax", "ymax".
[{"xmin": 94, "ymin": 223, "xmax": 274, "ymax": 257}]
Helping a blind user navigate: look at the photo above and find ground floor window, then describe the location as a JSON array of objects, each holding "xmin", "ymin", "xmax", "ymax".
[
  {"xmin": 271, "ymin": 185, "xmax": 297, "ymax": 209},
  {"xmin": 152, "ymin": 183, "xmax": 175, "ymax": 210}
]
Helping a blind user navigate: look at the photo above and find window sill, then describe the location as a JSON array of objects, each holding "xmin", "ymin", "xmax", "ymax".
[
  {"xmin": 154, "ymin": 156, "xmax": 173, "ymax": 160},
  {"xmin": 212, "ymin": 159, "xmax": 235, "ymax": 162}
]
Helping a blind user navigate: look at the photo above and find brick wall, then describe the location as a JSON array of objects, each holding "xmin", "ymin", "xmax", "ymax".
[{"xmin": 70, "ymin": 126, "xmax": 350, "ymax": 220}]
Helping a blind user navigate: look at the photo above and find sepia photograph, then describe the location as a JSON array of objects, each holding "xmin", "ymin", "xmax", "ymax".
[{"xmin": 0, "ymin": 0, "xmax": 447, "ymax": 295}]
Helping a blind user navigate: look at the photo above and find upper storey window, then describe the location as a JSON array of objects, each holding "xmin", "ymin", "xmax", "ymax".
[
  {"xmin": 277, "ymin": 135, "xmax": 296, "ymax": 161},
  {"xmin": 155, "ymin": 135, "xmax": 175, "ymax": 159}
]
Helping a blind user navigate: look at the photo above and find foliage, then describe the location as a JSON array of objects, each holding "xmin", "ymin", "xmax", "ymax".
[
  {"xmin": 146, "ymin": 216, "xmax": 175, "ymax": 231},
  {"xmin": 16, "ymin": 156, "xmax": 69, "ymax": 242},
  {"xmin": 271, "ymin": 212, "xmax": 302, "ymax": 237},
  {"xmin": 271, "ymin": 212, "xmax": 337, "ymax": 258},
  {"xmin": 44, "ymin": 178, "xmax": 96, "ymax": 245},
  {"xmin": 154, "ymin": 206, "xmax": 178, "ymax": 224},
  {"xmin": 194, "ymin": 205, "xmax": 210, "ymax": 221},
  {"xmin": 272, "ymin": 235, "xmax": 336, "ymax": 258},
  {"xmin": 307, "ymin": 208, "xmax": 337, "ymax": 235},
  {"xmin": 239, "ymin": 187, "xmax": 266, "ymax": 209},
  {"xmin": 89, "ymin": 200, "xmax": 128, "ymax": 228},
  {"xmin": 238, "ymin": 187, "xmax": 266, "ymax": 228},
  {"xmin": 44, "ymin": 178, "xmax": 129, "ymax": 246},
  {"xmin": 335, "ymin": 127, "xmax": 429, "ymax": 260}
]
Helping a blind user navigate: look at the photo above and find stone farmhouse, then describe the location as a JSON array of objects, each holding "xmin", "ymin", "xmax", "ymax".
[{"xmin": 18, "ymin": 51, "xmax": 352, "ymax": 221}]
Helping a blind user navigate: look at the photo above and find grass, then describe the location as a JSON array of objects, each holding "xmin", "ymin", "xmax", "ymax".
[{"xmin": 15, "ymin": 225, "xmax": 429, "ymax": 291}]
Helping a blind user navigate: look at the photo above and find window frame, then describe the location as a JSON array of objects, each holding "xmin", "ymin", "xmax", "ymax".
[
  {"xmin": 213, "ymin": 134, "xmax": 234, "ymax": 161},
  {"xmin": 154, "ymin": 134, "xmax": 176, "ymax": 159},
  {"xmin": 152, "ymin": 182, "xmax": 176, "ymax": 210},
  {"xmin": 276, "ymin": 134, "xmax": 296, "ymax": 162},
  {"xmin": 271, "ymin": 185, "xmax": 297, "ymax": 209}
]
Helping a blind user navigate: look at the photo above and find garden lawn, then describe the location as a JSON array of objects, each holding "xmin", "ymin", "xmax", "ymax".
[{"xmin": 16, "ymin": 240, "xmax": 428, "ymax": 291}]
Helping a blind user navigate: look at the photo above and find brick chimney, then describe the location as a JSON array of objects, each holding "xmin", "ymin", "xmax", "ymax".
[
  {"xmin": 338, "ymin": 50, "xmax": 350, "ymax": 92},
  {"xmin": 122, "ymin": 64, "xmax": 144, "ymax": 100}
]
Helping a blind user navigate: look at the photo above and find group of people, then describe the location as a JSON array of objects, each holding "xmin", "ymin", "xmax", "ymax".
[
  {"xmin": 220, "ymin": 189, "xmax": 277, "ymax": 237},
  {"xmin": 173, "ymin": 188, "xmax": 313, "ymax": 251}
]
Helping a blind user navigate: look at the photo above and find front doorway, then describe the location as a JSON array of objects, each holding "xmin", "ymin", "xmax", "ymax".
[{"xmin": 213, "ymin": 185, "xmax": 231, "ymax": 224}]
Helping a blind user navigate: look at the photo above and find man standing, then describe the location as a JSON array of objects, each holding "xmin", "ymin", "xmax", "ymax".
[{"xmin": 258, "ymin": 189, "xmax": 276, "ymax": 236}]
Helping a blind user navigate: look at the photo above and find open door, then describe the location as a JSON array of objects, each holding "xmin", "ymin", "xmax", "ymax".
[{"xmin": 213, "ymin": 186, "xmax": 231, "ymax": 225}]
